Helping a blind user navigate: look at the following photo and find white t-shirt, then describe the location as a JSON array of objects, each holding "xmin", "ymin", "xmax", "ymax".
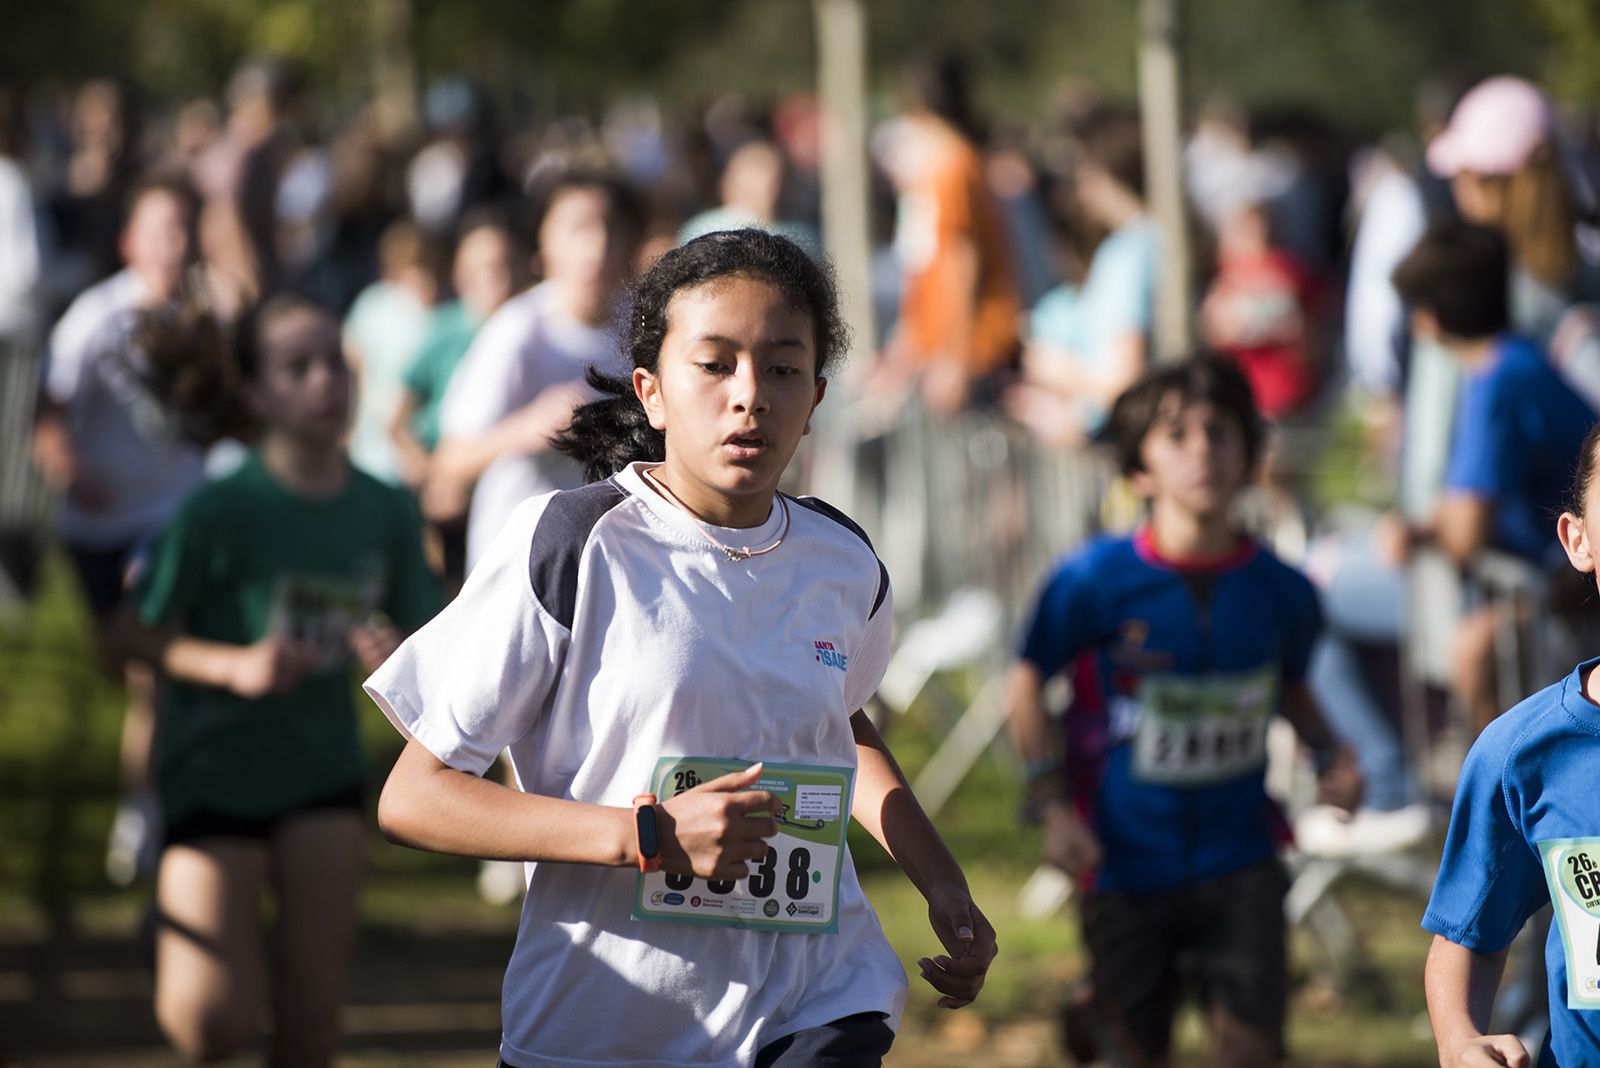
[
  {"xmin": 437, "ymin": 281, "xmax": 625, "ymax": 570},
  {"xmin": 42, "ymin": 269, "xmax": 206, "ymax": 548},
  {"xmin": 365, "ymin": 462, "xmax": 907, "ymax": 1068}
]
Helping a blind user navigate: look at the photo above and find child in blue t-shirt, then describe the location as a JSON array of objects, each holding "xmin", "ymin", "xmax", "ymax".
[
  {"xmin": 1423, "ymin": 418, "xmax": 1600, "ymax": 1068},
  {"xmin": 1009, "ymin": 357, "xmax": 1360, "ymax": 1067}
]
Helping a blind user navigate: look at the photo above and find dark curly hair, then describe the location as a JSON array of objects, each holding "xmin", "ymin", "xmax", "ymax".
[
  {"xmin": 138, "ymin": 288, "xmax": 326, "ymax": 446},
  {"xmin": 555, "ymin": 228, "xmax": 848, "ymax": 482},
  {"xmin": 1568, "ymin": 419, "xmax": 1600, "ymax": 518},
  {"xmin": 1104, "ymin": 355, "xmax": 1265, "ymax": 478}
]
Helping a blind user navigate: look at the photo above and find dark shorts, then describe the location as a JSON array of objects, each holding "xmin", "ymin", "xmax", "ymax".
[
  {"xmin": 1079, "ymin": 857, "xmax": 1289, "ymax": 1063},
  {"xmin": 756, "ymin": 1012, "xmax": 895, "ymax": 1067},
  {"xmin": 163, "ymin": 784, "xmax": 365, "ymax": 848},
  {"xmin": 497, "ymin": 1012, "xmax": 894, "ymax": 1068},
  {"xmin": 65, "ymin": 541, "xmax": 138, "ymax": 618}
]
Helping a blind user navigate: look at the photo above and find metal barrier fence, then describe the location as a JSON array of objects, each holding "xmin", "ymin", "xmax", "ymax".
[
  {"xmin": 0, "ymin": 333, "xmax": 45, "ymax": 613},
  {"xmin": 812, "ymin": 399, "xmax": 1110, "ymax": 632}
]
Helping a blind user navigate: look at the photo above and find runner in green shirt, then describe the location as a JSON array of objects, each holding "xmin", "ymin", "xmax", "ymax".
[{"xmin": 118, "ymin": 292, "xmax": 440, "ymax": 1068}]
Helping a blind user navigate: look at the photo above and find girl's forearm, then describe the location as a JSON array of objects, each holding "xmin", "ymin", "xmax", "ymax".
[
  {"xmin": 1425, "ymin": 935, "xmax": 1509, "ymax": 1055},
  {"xmin": 378, "ymin": 738, "xmax": 635, "ymax": 866},
  {"xmin": 850, "ymin": 711, "xmax": 969, "ymax": 896},
  {"xmin": 111, "ymin": 609, "xmax": 243, "ymax": 691},
  {"xmin": 159, "ymin": 635, "xmax": 248, "ymax": 690},
  {"xmin": 1007, "ymin": 661, "xmax": 1055, "ymax": 767}
]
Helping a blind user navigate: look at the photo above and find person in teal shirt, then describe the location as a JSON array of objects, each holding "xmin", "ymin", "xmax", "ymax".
[
  {"xmin": 390, "ymin": 218, "xmax": 522, "ymax": 587},
  {"xmin": 392, "ymin": 218, "xmax": 524, "ymax": 467}
]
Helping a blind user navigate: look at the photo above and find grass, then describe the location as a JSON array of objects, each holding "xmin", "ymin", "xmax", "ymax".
[{"xmin": 0, "ymin": 552, "xmax": 1440, "ymax": 1065}]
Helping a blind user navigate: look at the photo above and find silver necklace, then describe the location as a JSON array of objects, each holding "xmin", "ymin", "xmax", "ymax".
[{"xmin": 644, "ymin": 469, "xmax": 791, "ymax": 561}]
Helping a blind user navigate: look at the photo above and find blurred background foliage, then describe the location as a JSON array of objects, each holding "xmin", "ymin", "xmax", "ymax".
[{"xmin": 0, "ymin": 0, "xmax": 1585, "ymax": 134}]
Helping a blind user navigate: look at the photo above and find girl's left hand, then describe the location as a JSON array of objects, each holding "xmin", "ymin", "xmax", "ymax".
[
  {"xmin": 918, "ymin": 883, "xmax": 998, "ymax": 1009},
  {"xmin": 349, "ymin": 622, "xmax": 403, "ymax": 673}
]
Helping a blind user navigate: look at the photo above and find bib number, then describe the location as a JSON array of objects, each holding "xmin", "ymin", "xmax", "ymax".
[
  {"xmin": 1540, "ymin": 837, "xmax": 1600, "ymax": 1009},
  {"xmin": 1131, "ymin": 668, "xmax": 1278, "ymax": 785},
  {"xmin": 269, "ymin": 571, "xmax": 383, "ymax": 671},
  {"xmin": 633, "ymin": 757, "xmax": 853, "ymax": 934}
]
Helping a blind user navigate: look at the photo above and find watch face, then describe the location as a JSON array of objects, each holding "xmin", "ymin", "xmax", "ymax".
[{"xmin": 636, "ymin": 805, "xmax": 659, "ymax": 858}]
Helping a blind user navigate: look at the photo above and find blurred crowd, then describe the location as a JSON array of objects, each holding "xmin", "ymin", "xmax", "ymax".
[{"xmin": 9, "ymin": 46, "xmax": 1600, "ymax": 850}]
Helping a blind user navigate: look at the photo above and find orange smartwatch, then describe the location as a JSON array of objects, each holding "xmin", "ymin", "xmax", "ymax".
[{"xmin": 632, "ymin": 794, "xmax": 661, "ymax": 873}]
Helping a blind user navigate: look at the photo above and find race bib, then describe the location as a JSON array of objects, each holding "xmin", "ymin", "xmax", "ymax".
[
  {"xmin": 1131, "ymin": 667, "xmax": 1278, "ymax": 785},
  {"xmin": 1540, "ymin": 837, "xmax": 1600, "ymax": 1009},
  {"xmin": 269, "ymin": 571, "xmax": 383, "ymax": 671},
  {"xmin": 633, "ymin": 757, "xmax": 853, "ymax": 934}
]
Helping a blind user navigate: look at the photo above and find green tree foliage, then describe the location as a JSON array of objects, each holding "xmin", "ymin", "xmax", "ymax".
[
  {"xmin": 0, "ymin": 0, "xmax": 1575, "ymax": 137},
  {"xmin": 1530, "ymin": 0, "xmax": 1600, "ymax": 102}
]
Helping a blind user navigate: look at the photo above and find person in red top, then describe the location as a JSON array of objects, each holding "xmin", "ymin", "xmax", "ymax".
[{"xmin": 1201, "ymin": 199, "xmax": 1331, "ymax": 420}]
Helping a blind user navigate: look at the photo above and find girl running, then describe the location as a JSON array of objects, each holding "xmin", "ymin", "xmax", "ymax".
[
  {"xmin": 118, "ymin": 292, "xmax": 440, "ymax": 1064},
  {"xmin": 367, "ymin": 228, "xmax": 997, "ymax": 1067},
  {"xmin": 1424, "ymin": 419, "xmax": 1600, "ymax": 1067}
]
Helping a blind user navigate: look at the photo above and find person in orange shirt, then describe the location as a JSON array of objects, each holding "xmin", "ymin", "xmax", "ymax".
[{"xmin": 880, "ymin": 50, "xmax": 1020, "ymax": 416}]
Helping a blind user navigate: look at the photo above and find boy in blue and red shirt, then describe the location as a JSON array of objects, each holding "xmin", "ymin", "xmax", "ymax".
[{"xmin": 1009, "ymin": 358, "xmax": 1360, "ymax": 1067}]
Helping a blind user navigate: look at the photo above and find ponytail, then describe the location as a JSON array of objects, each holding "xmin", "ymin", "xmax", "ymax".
[
  {"xmin": 137, "ymin": 288, "xmax": 260, "ymax": 447},
  {"xmin": 137, "ymin": 288, "xmax": 323, "ymax": 447},
  {"xmin": 553, "ymin": 367, "xmax": 664, "ymax": 483}
]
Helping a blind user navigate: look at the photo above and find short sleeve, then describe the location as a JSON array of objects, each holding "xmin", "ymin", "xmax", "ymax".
[
  {"xmin": 437, "ymin": 300, "xmax": 532, "ymax": 439},
  {"xmin": 843, "ymin": 575, "xmax": 893, "ymax": 713},
  {"xmin": 1019, "ymin": 558, "xmax": 1099, "ymax": 678},
  {"xmin": 1444, "ymin": 372, "xmax": 1512, "ymax": 499},
  {"xmin": 1028, "ymin": 285, "xmax": 1081, "ymax": 349},
  {"xmin": 133, "ymin": 500, "xmax": 213, "ymax": 627},
  {"xmin": 402, "ymin": 306, "xmax": 462, "ymax": 400},
  {"xmin": 1095, "ymin": 228, "xmax": 1157, "ymax": 336},
  {"xmin": 341, "ymin": 287, "xmax": 375, "ymax": 354},
  {"xmin": 363, "ymin": 497, "xmax": 568, "ymax": 776},
  {"xmin": 42, "ymin": 292, "xmax": 107, "ymax": 404},
  {"xmin": 382, "ymin": 491, "xmax": 443, "ymax": 631},
  {"xmin": 1422, "ymin": 726, "xmax": 1547, "ymax": 953},
  {"xmin": 400, "ymin": 337, "xmax": 435, "ymax": 398}
]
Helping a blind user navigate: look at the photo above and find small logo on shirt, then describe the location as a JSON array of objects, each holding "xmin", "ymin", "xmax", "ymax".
[
  {"xmin": 1109, "ymin": 618, "xmax": 1174, "ymax": 694},
  {"xmin": 814, "ymin": 640, "xmax": 848, "ymax": 673}
]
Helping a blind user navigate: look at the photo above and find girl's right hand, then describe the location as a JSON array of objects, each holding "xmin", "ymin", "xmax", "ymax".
[
  {"xmin": 230, "ymin": 636, "xmax": 318, "ymax": 698},
  {"xmin": 1042, "ymin": 804, "xmax": 1103, "ymax": 878},
  {"xmin": 1446, "ymin": 1035, "xmax": 1531, "ymax": 1068},
  {"xmin": 656, "ymin": 764, "xmax": 780, "ymax": 881}
]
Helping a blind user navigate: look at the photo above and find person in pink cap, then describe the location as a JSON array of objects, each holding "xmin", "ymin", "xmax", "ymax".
[{"xmin": 1428, "ymin": 75, "xmax": 1600, "ymax": 338}]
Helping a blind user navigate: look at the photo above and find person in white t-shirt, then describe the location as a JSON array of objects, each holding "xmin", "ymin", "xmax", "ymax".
[
  {"xmin": 424, "ymin": 167, "xmax": 645, "ymax": 571},
  {"xmin": 367, "ymin": 229, "xmax": 997, "ymax": 1068},
  {"xmin": 30, "ymin": 176, "xmax": 207, "ymax": 886}
]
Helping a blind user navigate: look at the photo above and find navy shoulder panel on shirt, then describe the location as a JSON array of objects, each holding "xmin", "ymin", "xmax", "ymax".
[
  {"xmin": 528, "ymin": 479, "xmax": 629, "ymax": 629},
  {"xmin": 788, "ymin": 494, "xmax": 890, "ymax": 618}
]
